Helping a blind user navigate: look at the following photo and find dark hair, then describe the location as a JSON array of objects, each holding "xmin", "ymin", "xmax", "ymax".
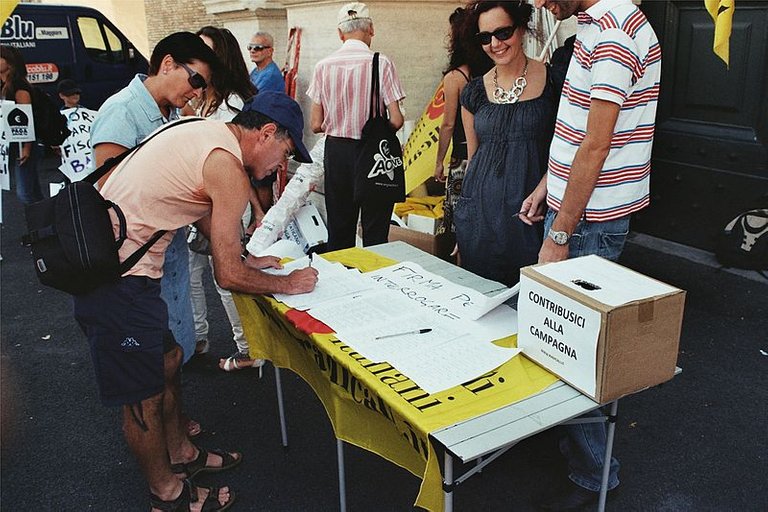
[
  {"xmin": 0, "ymin": 45, "xmax": 30, "ymax": 98},
  {"xmin": 195, "ymin": 26, "xmax": 257, "ymax": 116},
  {"xmin": 148, "ymin": 32, "xmax": 220, "ymax": 76},
  {"xmin": 443, "ymin": 7, "xmax": 493, "ymax": 77},
  {"xmin": 465, "ymin": 1, "xmax": 537, "ymax": 45},
  {"xmin": 231, "ymin": 108, "xmax": 289, "ymax": 138}
]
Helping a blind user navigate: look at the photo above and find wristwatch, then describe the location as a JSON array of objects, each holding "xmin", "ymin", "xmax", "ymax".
[{"xmin": 548, "ymin": 228, "xmax": 570, "ymax": 245}]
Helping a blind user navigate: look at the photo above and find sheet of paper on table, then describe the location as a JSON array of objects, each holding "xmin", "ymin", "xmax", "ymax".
[
  {"xmin": 271, "ymin": 255, "xmax": 373, "ymax": 310},
  {"xmin": 365, "ymin": 262, "xmax": 519, "ymax": 320},
  {"xmin": 308, "ymin": 290, "xmax": 520, "ymax": 394},
  {"xmin": 270, "ymin": 257, "xmax": 521, "ymax": 394}
]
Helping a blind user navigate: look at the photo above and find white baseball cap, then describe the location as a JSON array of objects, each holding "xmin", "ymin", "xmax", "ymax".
[{"xmin": 338, "ymin": 2, "xmax": 371, "ymax": 26}]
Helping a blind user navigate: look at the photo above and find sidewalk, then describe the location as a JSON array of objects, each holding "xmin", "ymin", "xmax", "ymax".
[{"xmin": 2, "ymin": 163, "xmax": 767, "ymax": 511}]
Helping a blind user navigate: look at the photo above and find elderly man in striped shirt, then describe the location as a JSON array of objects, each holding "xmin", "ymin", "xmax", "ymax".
[
  {"xmin": 307, "ymin": 2, "xmax": 405, "ymax": 251},
  {"xmin": 521, "ymin": 0, "xmax": 661, "ymax": 509}
]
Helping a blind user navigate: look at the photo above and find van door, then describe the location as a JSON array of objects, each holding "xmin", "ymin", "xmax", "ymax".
[{"xmin": 70, "ymin": 13, "xmax": 146, "ymax": 109}]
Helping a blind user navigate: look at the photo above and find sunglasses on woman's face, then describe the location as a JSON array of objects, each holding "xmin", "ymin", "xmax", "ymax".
[
  {"xmin": 476, "ymin": 25, "xmax": 517, "ymax": 46},
  {"xmin": 176, "ymin": 61, "xmax": 207, "ymax": 90}
]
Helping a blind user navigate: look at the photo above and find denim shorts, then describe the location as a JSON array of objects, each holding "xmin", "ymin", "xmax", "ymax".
[
  {"xmin": 73, "ymin": 276, "xmax": 178, "ymax": 407},
  {"xmin": 544, "ymin": 209, "xmax": 630, "ymax": 262}
]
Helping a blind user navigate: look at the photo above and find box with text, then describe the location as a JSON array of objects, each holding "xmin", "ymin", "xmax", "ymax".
[{"xmin": 517, "ymin": 255, "xmax": 685, "ymax": 403}]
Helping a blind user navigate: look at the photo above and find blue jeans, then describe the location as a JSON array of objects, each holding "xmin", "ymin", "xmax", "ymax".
[
  {"xmin": 160, "ymin": 230, "xmax": 196, "ymax": 363},
  {"xmin": 544, "ymin": 209, "xmax": 628, "ymax": 491},
  {"xmin": 12, "ymin": 143, "xmax": 44, "ymax": 204}
]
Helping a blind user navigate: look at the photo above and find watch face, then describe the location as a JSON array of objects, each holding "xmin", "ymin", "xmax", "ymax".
[{"xmin": 550, "ymin": 230, "xmax": 569, "ymax": 245}]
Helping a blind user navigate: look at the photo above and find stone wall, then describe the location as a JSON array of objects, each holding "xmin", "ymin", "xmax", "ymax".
[{"xmin": 143, "ymin": 0, "xmax": 217, "ymax": 49}]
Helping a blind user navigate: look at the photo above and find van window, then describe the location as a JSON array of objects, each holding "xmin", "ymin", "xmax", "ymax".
[
  {"xmin": 77, "ymin": 16, "xmax": 124, "ymax": 64},
  {"xmin": 104, "ymin": 24, "xmax": 125, "ymax": 63}
]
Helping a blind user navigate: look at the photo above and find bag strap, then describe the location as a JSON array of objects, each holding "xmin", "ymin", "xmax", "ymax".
[
  {"xmin": 368, "ymin": 52, "xmax": 383, "ymax": 120},
  {"xmin": 119, "ymin": 229, "xmax": 167, "ymax": 274},
  {"xmin": 84, "ymin": 117, "xmax": 205, "ymax": 185}
]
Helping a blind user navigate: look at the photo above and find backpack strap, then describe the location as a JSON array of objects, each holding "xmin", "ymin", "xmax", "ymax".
[
  {"xmin": 119, "ymin": 229, "xmax": 168, "ymax": 274},
  {"xmin": 84, "ymin": 117, "xmax": 206, "ymax": 185}
]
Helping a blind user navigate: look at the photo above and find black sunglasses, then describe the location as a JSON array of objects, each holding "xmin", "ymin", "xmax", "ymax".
[
  {"xmin": 247, "ymin": 44, "xmax": 271, "ymax": 51},
  {"xmin": 476, "ymin": 25, "xmax": 518, "ymax": 46},
  {"xmin": 176, "ymin": 61, "xmax": 207, "ymax": 90}
]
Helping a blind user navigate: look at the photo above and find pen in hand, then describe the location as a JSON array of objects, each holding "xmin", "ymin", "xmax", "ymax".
[
  {"xmin": 375, "ymin": 328, "xmax": 432, "ymax": 340},
  {"xmin": 308, "ymin": 252, "xmax": 314, "ymax": 268}
]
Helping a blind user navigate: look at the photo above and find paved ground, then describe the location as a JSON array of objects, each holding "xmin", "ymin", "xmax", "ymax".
[{"xmin": 2, "ymin": 161, "xmax": 767, "ymax": 511}]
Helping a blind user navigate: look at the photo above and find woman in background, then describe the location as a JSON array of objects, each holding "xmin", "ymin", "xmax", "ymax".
[
  {"xmin": 433, "ymin": 8, "xmax": 492, "ymax": 236},
  {"xmin": 454, "ymin": 0, "xmax": 557, "ymax": 286},
  {"xmin": 0, "ymin": 45, "xmax": 44, "ymax": 204},
  {"xmin": 186, "ymin": 26, "xmax": 268, "ymax": 373}
]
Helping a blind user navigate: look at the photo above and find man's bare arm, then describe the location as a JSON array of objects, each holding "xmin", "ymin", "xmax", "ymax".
[
  {"xmin": 93, "ymin": 142, "xmax": 128, "ymax": 188},
  {"xmin": 203, "ymin": 149, "xmax": 318, "ymax": 294},
  {"xmin": 310, "ymin": 102, "xmax": 325, "ymax": 134}
]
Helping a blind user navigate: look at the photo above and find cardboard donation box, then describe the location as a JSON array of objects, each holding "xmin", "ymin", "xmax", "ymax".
[{"xmin": 517, "ymin": 255, "xmax": 685, "ymax": 403}]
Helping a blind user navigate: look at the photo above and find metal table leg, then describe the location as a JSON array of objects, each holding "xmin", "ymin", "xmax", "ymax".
[
  {"xmin": 444, "ymin": 452, "xmax": 454, "ymax": 512},
  {"xmin": 337, "ymin": 439, "xmax": 347, "ymax": 512},
  {"xmin": 598, "ymin": 400, "xmax": 619, "ymax": 512},
  {"xmin": 274, "ymin": 367, "xmax": 288, "ymax": 448}
]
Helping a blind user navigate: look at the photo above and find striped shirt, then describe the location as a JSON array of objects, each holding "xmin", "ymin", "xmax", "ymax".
[
  {"xmin": 307, "ymin": 39, "xmax": 405, "ymax": 140},
  {"xmin": 546, "ymin": 0, "xmax": 661, "ymax": 222}
]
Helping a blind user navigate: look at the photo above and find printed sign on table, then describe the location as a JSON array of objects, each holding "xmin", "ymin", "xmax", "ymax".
[
  {"xmin": 58, "ymin": 107, "xmax": 98, "ymax": 181},
  {"xmin": 1, "ymin": 101, "xmax": 35, "ymax": 142}
]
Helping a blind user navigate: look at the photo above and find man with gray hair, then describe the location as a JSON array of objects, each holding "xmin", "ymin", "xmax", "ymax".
[
  {"xmin": 308, "ymin": 2, "xmax": 406, "ymax": 250},
  {"xmin": 248, "ymin": 31, "xmax": 285, "ymax": 93}
]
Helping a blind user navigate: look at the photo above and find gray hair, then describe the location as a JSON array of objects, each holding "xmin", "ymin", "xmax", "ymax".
[
  {"xmin": 251, "ymin": 31, "xmax": 274, "ymax": 46},
  {"xmin": 338, "ymin": 18, "xmax": 372, "ymax": 34}
]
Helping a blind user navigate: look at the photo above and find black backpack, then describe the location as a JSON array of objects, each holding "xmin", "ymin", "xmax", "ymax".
[
  {"xmin": 23, "ymin": 118, "xmax": 203, "ymax": 295},
  {"xmin": 715, "ymin": 208, "xmax": 768, "ymax": 272},
  {"xmin": 30, "ymin": 86, "xmax": 70, "ymax": 146}
]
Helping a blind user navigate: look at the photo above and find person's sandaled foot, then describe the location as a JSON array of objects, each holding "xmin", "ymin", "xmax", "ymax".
[
  {"xmin": 171, "ymin": 445, "xmax": 242, "ymax": 480},
  {"xmin": 219, "ymin": 351, "xmax": 265, "ymax": 373},
  {"xmin": 150, "ymin": 479, "xmax": 235, "ymax": 512}
]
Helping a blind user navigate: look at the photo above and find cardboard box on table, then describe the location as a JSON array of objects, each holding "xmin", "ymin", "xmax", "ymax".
[
  {"xmin": 387, "ymin": 225, "xmax": 454, "ymax": 262},
  {"xmin": 517, "ymin": 255, "xmax": 685, "ymax": 403}
]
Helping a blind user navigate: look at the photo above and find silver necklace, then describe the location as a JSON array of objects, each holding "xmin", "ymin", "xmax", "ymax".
[{"xmin": 492, "ymin": 57, "xmax": 529, "ymax": 104}]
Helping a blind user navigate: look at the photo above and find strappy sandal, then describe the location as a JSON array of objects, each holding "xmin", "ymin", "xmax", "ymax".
[
  {"xmin": 171, "ymin": 445, "xmax": 242, "ymax": 480},
  {"xmin": 219, "ymin": 351, "xmax": 265, "ymax": 377},
  {"xmin": 149, "ymin": 479, "xmax": 235, "ymax": 512}
]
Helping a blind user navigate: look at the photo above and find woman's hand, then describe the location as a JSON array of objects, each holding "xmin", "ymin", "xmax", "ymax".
[
  {"xmin": 434, "ymin": 161, "xmax": 446, "ymax": 182},
  {"xmin": 519, "ymin": 177, "xmax": 548, "ymax": 226}
]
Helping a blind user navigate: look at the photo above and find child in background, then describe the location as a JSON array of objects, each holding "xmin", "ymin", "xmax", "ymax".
[{"xmin": 57, "ymin": 79, "xmax": 81, "ymax": 108}]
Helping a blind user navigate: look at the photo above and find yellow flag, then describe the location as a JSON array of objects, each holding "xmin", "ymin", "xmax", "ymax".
[
  {"xmin": 705, "ymin": 0, "xmax": 735, "ymax": 67},
  {"xmin": 402, "ymin": 81, "xmax": 451, "ymax": 194},
  {"xmin": 1, "ymin": 1, "xmax": 20, "ymax": 25}
]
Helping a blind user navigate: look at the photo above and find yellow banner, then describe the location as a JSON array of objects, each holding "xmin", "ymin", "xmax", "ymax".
[
  {"xmin": 705, "ymin": 0, "xmax": 735, "ymax": 67},
  {"xmin": 403, "ymin": 81, "xmax": 450, "ymax": 194},
  {"xmin": 234, "ymin": 248, "xmax": 558, "ymax": 512},
  {"xmin": 1, "ymin": 1, "xmax": 20, "ymax": 24}
]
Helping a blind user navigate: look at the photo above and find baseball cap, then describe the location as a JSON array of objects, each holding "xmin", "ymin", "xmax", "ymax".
[
  {"xmin": 57, "ymin": 79, "xmax": 81, "ymax": 95},
  {"xmin": 241, "ymin": 91, "xmax": 312, "ymax": 164},
  {"xmin": 338, "ymin": 2, "xmax": 371, "ymax": 26}
]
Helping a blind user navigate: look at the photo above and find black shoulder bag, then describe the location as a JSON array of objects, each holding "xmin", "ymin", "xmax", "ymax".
[
  {"xmin": 23, "ymin": 117, "xmax": 203, "ymax": 295},
  {"xmin": 353, "ymin": 52, "xmax": 405, "ymax": 205}
]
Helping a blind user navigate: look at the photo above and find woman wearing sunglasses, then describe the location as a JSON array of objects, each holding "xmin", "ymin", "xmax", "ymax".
[
  {"xmin": 433, "ymin": 8, "xmax": 492, "ymax": 239},
  {"xmin": 453, "ymin": 0, "xmax": 558, "ymax": 287},
  {"xmin": 184, "ymin": 26, "xmax": 271, "ymax": 375}
]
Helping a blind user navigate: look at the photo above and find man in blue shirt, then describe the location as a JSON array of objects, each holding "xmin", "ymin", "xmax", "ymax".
[{"xmin": 247, "ymin": 31, "xmax": 285, "ymax": 93}]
